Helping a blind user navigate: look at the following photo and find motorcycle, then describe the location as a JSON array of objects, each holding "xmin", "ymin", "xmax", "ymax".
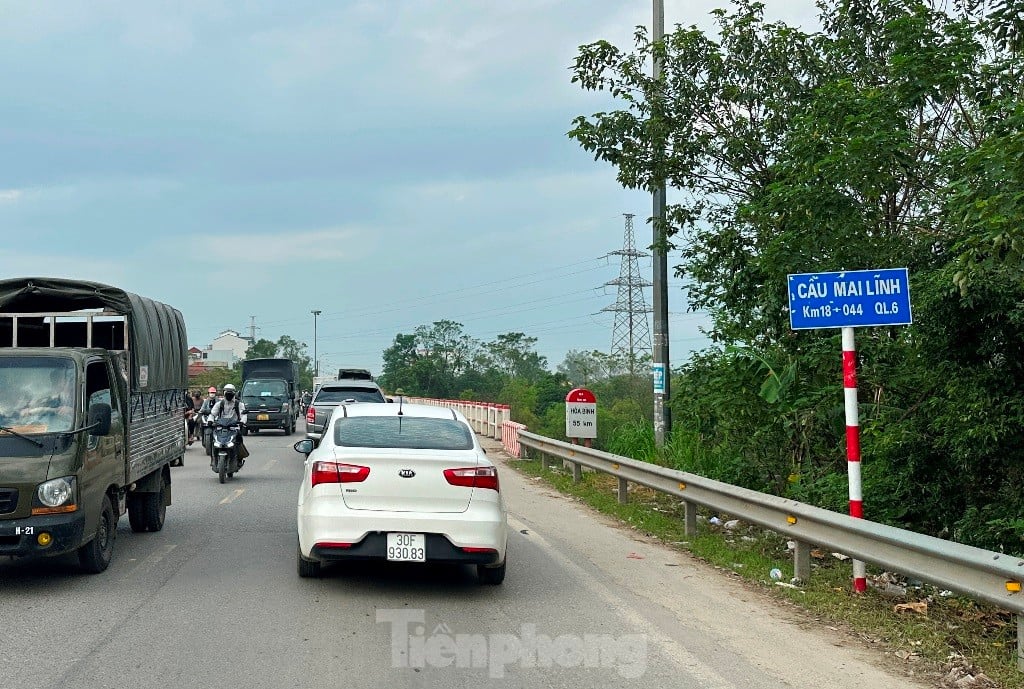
[
  {"xmin": 200, "ymin": 411, "xmax": 215, "ymax": 457},
  {"xmin": 211, "ymin": 419, "xmax": 245, "ymax": 484}
]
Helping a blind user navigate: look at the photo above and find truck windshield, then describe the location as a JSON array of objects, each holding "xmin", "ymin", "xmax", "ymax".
[
  {"xmin": 241, "ymin": 379, "xmax": 288, "ymax": 398},
  {"xmin": 0, "ymin": 357, "xmax": 76, "ymax": 434}
]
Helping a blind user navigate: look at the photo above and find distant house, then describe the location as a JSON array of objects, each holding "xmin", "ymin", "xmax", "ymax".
[
  {"xmin": 187, "ymin": 329, "xmax": 251, "ymax": 382},
  {"xmin": 211, "ymin": 330, "xmax": 251, "ymax": 362}
]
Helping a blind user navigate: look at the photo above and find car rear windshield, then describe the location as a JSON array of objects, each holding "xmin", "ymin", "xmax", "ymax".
[
  {"xmin": 333, "ymin": 417, "xmax": 474, "ymax": 450},
  {"xmin": 315, "ymin": 387, "xmax": 385, "ymax": 404}
]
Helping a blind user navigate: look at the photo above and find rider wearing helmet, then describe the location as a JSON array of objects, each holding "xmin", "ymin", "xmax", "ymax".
[
  {"xmin": 210, "ymin": 384, "xmax": 248, "ymax": 466},
  {"xmin": 199, "ymin": 386, "xmax": 219, "ymax": 415}
]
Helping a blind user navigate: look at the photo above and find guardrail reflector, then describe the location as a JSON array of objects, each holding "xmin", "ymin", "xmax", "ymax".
[
  {"xmin": 1007, "ymin": 581, "xmax": 1022, "ymax": 593},
  {"xmin": 787, "ymin": 516, "xmax": 798, "ymax": 525},
  {"xmin": 678, "ymin": 482, "xmax": 686, "ymax": 490}
]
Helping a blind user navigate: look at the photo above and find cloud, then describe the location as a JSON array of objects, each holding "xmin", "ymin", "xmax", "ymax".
[
  {"xmin": 191, "ymin": 227, "xmax": 369, "ymax": 263},
  {"xmin": 0, "ymin": 189, "xmax": 24, "ymax": 204},
  {"xmin": 0, "ymin": 251, "xmax": 128, "ymax": 285}
]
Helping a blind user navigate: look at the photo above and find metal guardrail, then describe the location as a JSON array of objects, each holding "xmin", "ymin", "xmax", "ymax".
[{"xmin": 517, "ymin": 430, "xmax": 1024, "ymax": 670}]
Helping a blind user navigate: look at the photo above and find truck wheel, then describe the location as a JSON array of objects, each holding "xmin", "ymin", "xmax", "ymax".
[
  {"xmin": 285, "ymin": 420, "xmax": 293, "ymax": 436},
  {"xmin": 142, "ymin": 473, "xmax": 167, "ymax": 532},
  {"xmin": 127, "ymin": 494, "xmax": 146, "ymax": 533},
  {"xmin": 78, "ymin": 495, "xmax": 116, "ymax": 573}
]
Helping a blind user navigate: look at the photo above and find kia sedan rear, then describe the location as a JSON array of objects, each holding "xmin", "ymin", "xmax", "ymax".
[{"xmin": 294, "ymin": 403, "xmax": 507, "ymax": 584}]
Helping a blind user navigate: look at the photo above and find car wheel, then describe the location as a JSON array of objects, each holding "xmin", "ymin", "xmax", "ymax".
[
  {"xmin": 297, "ymin": 542, "xmax": 321, "ymax": 578},
  {"xmin": 477, "ymin": 558, "xmax": 506, "ymax": 585},
  {"xmin": 78, "ymin": 495, "xmax": 117, "ymax": 573}
]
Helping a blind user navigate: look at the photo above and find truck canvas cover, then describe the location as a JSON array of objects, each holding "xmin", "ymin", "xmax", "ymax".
[{"xmin": 0, "ymin": 277, "xmax": 187, "ymax": 392}]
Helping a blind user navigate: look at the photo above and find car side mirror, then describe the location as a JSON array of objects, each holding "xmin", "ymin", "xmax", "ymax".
[
  {"xmin": 293, "ymin": 439, "xmax": 314, "ymax": 455},
  {"xmin": 386, "ymin": 397, "xmax": 394, "ymax": 403},
  {"xmin": 88, "ymin": 402, "xmax": 112, "ymax": 436}
]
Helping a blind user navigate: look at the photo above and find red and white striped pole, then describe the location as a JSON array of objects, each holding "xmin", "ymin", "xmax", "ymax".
[{"xmin": 842, "ymin": 327, "xmax": 867, "ymax": 593}]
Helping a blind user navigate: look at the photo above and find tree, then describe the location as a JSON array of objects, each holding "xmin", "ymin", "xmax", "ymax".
[
  {"xmin": 569, "ymin": 0, "xmax": 1024, "ymax": 551},
  {"xmin": 485, "ymin": 332, "xmax": 548, "ymax": 382},
  {"xmin": 242, "ymin": 335, "xmax": 314, "ymax": 391},
  {"xmin": 245, "ymin": 338, "xmax": 277, "ymax": 360}
]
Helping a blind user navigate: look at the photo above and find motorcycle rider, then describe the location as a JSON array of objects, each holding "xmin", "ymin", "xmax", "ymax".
[
  {"xmin": 209, "ymin": 383, "xmax": 248, "ymax": 467},
  {"xmin": 199, "ymin": 386, "xmax": 218, "ymax": 415},
  {"xmin": 197, "ymin": 386, "xmax": 218, "ymax": 454}
]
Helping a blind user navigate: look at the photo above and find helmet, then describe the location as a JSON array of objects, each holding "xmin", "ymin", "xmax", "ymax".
[
  {"xmin": 208, "ymin": 386, "xmax": 217, "ymax": 394},
  {"xmin": 223, "ymin": 384, "xmax": 236, "ymax": 392}
]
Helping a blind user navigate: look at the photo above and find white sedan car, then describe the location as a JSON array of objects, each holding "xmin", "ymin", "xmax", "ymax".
[{"xmin": 294, "ymin": 402, "xmax": 508, "ymax": 584}]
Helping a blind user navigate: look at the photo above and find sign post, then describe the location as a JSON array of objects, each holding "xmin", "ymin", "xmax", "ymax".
[{"xmin": 788, "ymin": 268, "xmax": 912, "ymax": 593}]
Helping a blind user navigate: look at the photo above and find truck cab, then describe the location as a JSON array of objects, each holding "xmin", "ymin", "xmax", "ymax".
[
  {"xmin": 240, "ymin": 376, "xmax": 294, "ymax": 435},
  {"xmin": 0, "ymin": 350, "xmax": 125, "ymax": 563}
]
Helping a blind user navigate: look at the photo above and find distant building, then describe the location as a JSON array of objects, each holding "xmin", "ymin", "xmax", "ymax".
[
  {"xmin": 186, "ymin": 329, "xmax": 251, "ymax": 383},
  {"xmin": 211, "ymin": 330, "xmax": 251, "ymax": 361}
]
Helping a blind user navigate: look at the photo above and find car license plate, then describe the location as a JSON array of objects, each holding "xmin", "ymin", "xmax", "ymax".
[
  {"xmin": 386, "ymin": 533, "xmax": 425, "ymax": 562},
  {"xmin": 256, "ymin": 414, "xmax": 269, "ymax": 421}
]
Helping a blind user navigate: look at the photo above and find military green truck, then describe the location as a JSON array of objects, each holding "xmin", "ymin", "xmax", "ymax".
[{"xmin": 0, "ymin": 277, "xmax": 187, "ymax": 573}]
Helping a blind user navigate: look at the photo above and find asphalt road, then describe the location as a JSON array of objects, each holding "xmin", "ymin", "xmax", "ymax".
[{"xmin": 0, "ymin": 423, "xmax": 929, "ymax": 689}]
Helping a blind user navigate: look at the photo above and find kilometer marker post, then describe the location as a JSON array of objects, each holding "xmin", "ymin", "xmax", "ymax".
[
  {"xmin": 788, "ymin": 268, "xmax": 912, "ymax": 594},
  {"xmin": 842, "ymin": 327, "xmax": 866, "ymax": 592}
]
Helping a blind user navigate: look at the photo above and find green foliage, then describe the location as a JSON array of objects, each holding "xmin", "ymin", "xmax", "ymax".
[
  {"xmin": 379, "ymin": 322, "xmax": 553, "ymax": 402},
  {"xmin": 243, "ymin": 335, "xmax": 314, "ymax": 390},
  {"xmin": 189, "ymin": 367, "xmax": 240, "ymax": 393},
  {"xmin": 569, "ymin": 0, "xmax": 1024, "ymax": 554}
]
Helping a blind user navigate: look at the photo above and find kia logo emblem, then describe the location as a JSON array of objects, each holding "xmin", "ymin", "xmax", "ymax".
[{"xmin": 398, "ymin": 469, "xmax": 415, "ymax": 478}]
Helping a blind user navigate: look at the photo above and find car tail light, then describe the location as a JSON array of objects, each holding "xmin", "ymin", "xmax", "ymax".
[
  {"xmin": 444, "ymin": 466, "xmax": 499, "ymax": 491},
  {"xmin": 311, "ymin": 461, "xmax": 370, "ymax": 487},
  {"xmin": 306, "ymin": 406, "xmax": 316, "ymax": 424}
]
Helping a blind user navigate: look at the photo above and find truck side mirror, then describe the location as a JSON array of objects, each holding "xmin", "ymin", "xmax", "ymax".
[{"xmin": 88, "ymin": 402, "xmax": 112, "ymax": 436}]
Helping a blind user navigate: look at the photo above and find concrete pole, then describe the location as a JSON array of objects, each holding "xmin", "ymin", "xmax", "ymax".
[
  {"xmin": 311, "ymin": 310, "xmax": 321, "ymax": 377},
  {"xmin": 652, "ymin": 0, "xmax": 671, "ymax": 447}
]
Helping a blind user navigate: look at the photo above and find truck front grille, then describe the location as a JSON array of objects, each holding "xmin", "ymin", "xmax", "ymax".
[{"xmin": 0, "ymin": 488, "xmax": 18, "ymax": 514}]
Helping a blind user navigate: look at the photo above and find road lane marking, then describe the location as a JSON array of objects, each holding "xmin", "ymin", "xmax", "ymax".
[
  {"xmin": 219, "ymin": 488, "xmax": 245, "ymax": 505},
  {"xmin": 506, "ymin": 515, "xmax": 734, "ymax": 689}
]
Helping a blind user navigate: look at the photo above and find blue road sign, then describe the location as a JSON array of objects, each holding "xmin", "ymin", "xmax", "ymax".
[
  {"xmin": 651, "ymin": 363, "xmax": 666, "ymax": 394},
  {"xmin": 788, "ymin": 268, "xmax": 912, "ymax": 330}
]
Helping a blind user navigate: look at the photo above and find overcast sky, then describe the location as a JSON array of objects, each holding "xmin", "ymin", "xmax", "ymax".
[{"xmin": 0, "ymin": 0, "xmax": 817, "ymax": 375}]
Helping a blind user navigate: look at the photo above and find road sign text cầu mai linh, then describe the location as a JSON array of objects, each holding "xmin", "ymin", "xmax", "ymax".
[{"xmin": 787, "ymin": 268, "xmax": 912, "ymax": 330}]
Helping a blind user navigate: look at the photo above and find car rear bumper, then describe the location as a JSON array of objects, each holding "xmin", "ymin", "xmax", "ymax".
[
  {"xmin": 298, "ymin": 499, "xmax": 507, "ymax": 565},
  {"xmin": 311, "ymin": 533, "xmax": 501, "ymax": 565}
]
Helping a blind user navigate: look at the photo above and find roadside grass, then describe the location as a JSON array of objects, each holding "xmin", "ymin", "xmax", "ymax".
[{"xmin": 509, "ymin": 456, "xmax": 1019, "ymax": 689}]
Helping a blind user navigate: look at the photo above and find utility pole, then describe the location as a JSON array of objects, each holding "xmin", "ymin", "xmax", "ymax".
[
  {"xmin": 311, "ymin": 310, "xmax": 321, "ymax": 377},
  {"xmin": 652, "ymin": 0, "xmax": 672, "ymax": 447},
  {"xmin": 249, "ymin": 315, "xmax": 257, "ymax": 342}
]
